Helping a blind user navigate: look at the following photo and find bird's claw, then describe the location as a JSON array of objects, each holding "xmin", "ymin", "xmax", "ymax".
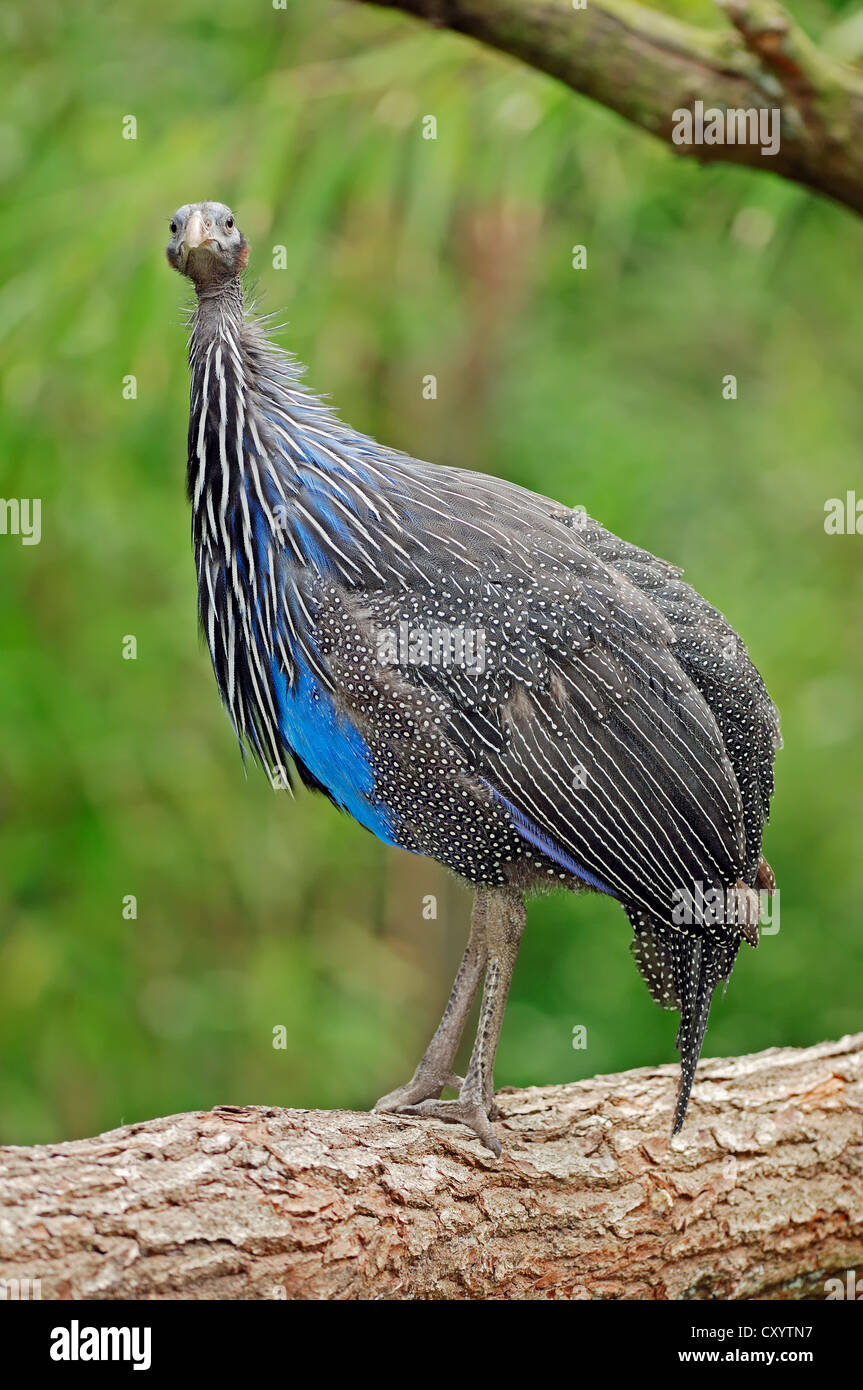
[{"xmin": 393, "ymin": 1096, "xmax": 502, "ymax": 1156}]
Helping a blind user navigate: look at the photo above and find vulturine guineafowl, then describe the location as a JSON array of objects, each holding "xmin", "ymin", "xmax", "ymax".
[{"xmin": 167, "ymin": 201, "xmax": 781, "ymax": 1154}]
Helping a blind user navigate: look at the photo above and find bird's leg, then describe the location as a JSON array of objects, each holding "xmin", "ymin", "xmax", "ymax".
[
  {"xmin": 395, "ymin": 888, "xmax": 526, "ymax": 1156},
  {"xmin": 373, "ymin": 888, "xmax": 489, "ymax": 1114}
]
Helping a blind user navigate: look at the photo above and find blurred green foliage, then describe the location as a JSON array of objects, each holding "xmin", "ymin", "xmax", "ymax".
[{"xmin": 1, "ymin": 0, "xmax": 862, "ymax": 1144}]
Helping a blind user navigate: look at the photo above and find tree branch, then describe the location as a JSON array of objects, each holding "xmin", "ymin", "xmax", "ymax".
[
  {"xmin": 352, "ymin": 0, "xmax": 863, "ymax": 217},
  {"xmin": 1, "ymin": 1035, "xmax": 861, "ymax": 1299}
]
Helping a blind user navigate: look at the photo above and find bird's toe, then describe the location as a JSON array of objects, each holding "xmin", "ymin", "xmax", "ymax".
[
  {"xmin": 373, "ymin": 1071, "xmax": 462, "ymax": 1114},
  {"xmin": 395, "ymin": 1097, "xmax": 502, "ymax": 1155}
]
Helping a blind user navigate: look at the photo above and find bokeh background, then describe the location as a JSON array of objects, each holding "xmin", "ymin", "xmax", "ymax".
[{"xmin": 2, "ymin": 0, "xmax": 862, "ymax": 1145}]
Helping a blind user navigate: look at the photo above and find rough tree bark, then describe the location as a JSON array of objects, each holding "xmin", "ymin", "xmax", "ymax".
[
  {"xmin": 352, "ymin": 0, "xmax": 863, "ymax": 218},
  {"xmin": 0, "ymin": 1034, "xmax": 861, "ymax": 1300}
]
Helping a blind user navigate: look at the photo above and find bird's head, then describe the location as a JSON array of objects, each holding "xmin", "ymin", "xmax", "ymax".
[{"xmin": 166, "ymin": 201, "xmax": 248, "ymax": 290}]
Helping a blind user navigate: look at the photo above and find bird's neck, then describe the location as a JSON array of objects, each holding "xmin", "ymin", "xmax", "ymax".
[
  {"xmin": 186, "ymin": 275, "xmax": 397, "ymax": 598},
  {"xmin": 190, "ymin": 276, "xmax": 245, "ymax": 346},
  {"xmin": 186, "ymin": 275, "xmax": 376, "ymax": 496}
]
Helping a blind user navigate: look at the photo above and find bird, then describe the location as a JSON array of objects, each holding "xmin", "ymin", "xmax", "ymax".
[{"xmin": 167, "ymin": 200, "xmax": 781, "ymax": 1155}]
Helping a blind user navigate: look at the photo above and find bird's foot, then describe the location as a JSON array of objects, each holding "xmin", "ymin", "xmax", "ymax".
[
  {"xmin": 393, "ymin": 1095, "xmax": 502, "ymax": 1156},
  {"xmin": 373, "ymin": 1069, "xmax": 463, "ymax": 1115}
]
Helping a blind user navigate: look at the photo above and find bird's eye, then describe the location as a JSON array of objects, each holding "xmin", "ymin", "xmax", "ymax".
[
  {"xmin": 225, "ymin": 216, "xmax": 234, "ymax": 230},
  {"xmin": 170, "ymin": 220, "xmax": 178, "ymax": 235}
]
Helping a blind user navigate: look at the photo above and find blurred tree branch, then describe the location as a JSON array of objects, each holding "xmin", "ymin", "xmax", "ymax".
[
  {"xmin": 352, "ymin": 0, "xmax": 863, "ymax": 216},
  {"xmin": 1, "ymin": 1035, "xmax": 861, "ymax": 1299}
]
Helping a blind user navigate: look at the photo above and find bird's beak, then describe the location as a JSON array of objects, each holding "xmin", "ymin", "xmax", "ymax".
[{"xmin": 184, "ymin": 210, "xmax": 209, "ymax": 252}]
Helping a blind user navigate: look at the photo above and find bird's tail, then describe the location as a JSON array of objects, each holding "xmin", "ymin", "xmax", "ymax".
[
  {"xmin": 628, "ymin": 899, "xmax": 757, "ymax": 1133},
  {"xmin": 669, "ymin": 932, "xmax": 737, "ymax": 1134}
]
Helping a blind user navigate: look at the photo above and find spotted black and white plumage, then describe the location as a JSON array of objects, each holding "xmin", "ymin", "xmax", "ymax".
[{"xmin": 168, "ymin": 202, "xmax": 781, "ymax": 1136}]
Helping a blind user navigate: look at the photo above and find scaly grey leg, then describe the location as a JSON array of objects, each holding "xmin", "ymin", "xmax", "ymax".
[
  {"xmin": 395, "ymin": 887, "xmax": 526, "ymax": 1155},
  {"xmin": 373, "ymin": 887, "xmax": 490, "ymax": 1114}
]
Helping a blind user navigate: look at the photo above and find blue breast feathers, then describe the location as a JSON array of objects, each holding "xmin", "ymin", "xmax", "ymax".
[{"xmin": 270, "ymin": 652, "xmax": 400, "ymax": 847}]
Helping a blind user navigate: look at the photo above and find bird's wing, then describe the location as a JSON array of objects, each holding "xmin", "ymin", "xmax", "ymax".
[
  {"xmin": 318, "ymin": 459, "xmax": 777, "ymax": 928},
  {"xmin": 576, "ymin": 520, "xmax": 781, "ymax": 880}
]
